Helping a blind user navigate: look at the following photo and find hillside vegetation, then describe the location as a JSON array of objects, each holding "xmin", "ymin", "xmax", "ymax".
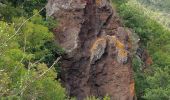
[
  {"xmin": 129, "ymin": 0, "xmax": 170, "ymax": 29},
  {"xmin": 112, "ymin": 0, "xmax": 170, "ymax": 99},
  {"xmin": 0, "ymin": 0, "xmax": 170, "ymax": 100},
  {"xmin": 0, "ymin": 0, "xmax": 67, "ymax": 99}
]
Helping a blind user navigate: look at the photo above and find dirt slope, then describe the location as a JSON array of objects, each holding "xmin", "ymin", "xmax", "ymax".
[{"xmin": 46, "ymin": 0, "xmax": 135, "ymax": 99}]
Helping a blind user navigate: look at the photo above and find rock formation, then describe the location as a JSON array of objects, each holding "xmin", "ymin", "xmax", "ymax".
[{"xmin": 46, "ymin": 0, "xmax": 135, "ymax": 99}]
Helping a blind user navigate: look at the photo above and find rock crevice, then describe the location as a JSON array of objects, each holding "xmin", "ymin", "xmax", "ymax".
[{"xmin": 46, "ymin": 0, "xmax": 135, "ymax": 99}]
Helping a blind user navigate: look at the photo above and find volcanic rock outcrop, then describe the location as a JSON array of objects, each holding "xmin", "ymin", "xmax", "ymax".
[{"xmin": 46, "ymin": 0, "xmax": 136, "ymax": 99}]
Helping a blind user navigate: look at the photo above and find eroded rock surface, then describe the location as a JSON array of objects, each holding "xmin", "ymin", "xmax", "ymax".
[{"xmin": 46, "ymin": 0, "xmax": 135, "ymax": 99}]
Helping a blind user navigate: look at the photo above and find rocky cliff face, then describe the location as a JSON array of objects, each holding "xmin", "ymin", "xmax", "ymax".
[{"xmin": 46, "ymin": 0, "xmax": 135, "ymax": 99}]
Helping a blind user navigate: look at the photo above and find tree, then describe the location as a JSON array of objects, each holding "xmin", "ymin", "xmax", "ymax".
[
  {"xmin": 0, "ymin": 11, "xmax": 66, "ymax": 99},
  {"xmin": 143, "ymin": 67, "xmax": 170, "ymax": 100},
  {"xmin": 112, "ymin": 0, "xmax": 170, "ymax": 99}
]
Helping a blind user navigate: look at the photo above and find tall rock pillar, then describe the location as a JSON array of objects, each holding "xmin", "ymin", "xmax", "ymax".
[{"xmin": 46, "ymin": 0, "xmax": 135, "ymax": 99}]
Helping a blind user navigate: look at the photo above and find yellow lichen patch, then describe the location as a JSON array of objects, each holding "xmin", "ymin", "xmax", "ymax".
[
  {"xmin": 117, "ymin": 49, "xmax": 128, "ymax": 63},
  {"xmin": 118, "ymin": 49, "xmax": 128, "ymax": 58},
  {"xmin": 90, "ymin": 38, "xmax": 107, "ymax": 63},
  {"xmin": 110, "ymin": 36, "xmax": 125, "ymax": 49},
  {"xmin": 106, "ymin": 36, "xmax": 128, "ymax": 63},
  {"xmin": 96, "ymin": 0, "xmax": 101, "ymax": 6},
  {"xmin": 109, "ymin": 35, "xmax": 128, "ymax": 63},
  {"xmin": 90, "ymin": 38, "xmax": 106, "ymax": 53},
  {"xmin": 115, "ymin": 40, "xmax": 125, "ymax": 49},
  {"xmin": 110, "ymin": 36, "xmax": 116, "ymax": 41}
]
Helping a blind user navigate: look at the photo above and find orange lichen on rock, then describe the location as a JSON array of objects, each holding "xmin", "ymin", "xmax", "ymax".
[
  {"xmin": 116, "ymin": 40, "xmax": 125, "ymax": 49},
  {"xmin": 110, "ymin": 36, "xmax": 125, "ymax": 49},
  {"xmin": 90, "ymin": 38, "xmax": 107, "ymax": 64},
  {"xmin": 129, "ymin": 80, "xmax": 135, "ymax": 97},
  {"xmin": 110, "ymin": 36, "xmax": 128, "ymax": 63},
  {"xmin": 117, "ymin": 49, "xmax": 128, "ymax": 63},
  {"xmin": 90, "ymin": 38, "xmax": 106, "ymax": 52},
  {"xmin": 118, "ymin": 49, "xmax": 128, "ymax": 58},
  {"xmin": 96, "ymin": 0, "xmax": 101, "ymax": 5}
]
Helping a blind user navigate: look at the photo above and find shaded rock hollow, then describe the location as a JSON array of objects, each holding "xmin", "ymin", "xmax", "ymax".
[{"xmin": 46, "ymin": 0, "xmax": 135, "ymax": 99}]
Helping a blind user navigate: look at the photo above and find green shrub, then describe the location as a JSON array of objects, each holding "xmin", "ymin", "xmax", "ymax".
[
  {"xmin": 113, "ymin": 1, "xmax": 170, "ymax": 99},
  {"xmin": 0, "ymin": 11, "xmax": 66, "ymax": 99},
  {"xmin": 143, "ymin": 67, "xmax": 170, "ymax": 100}
]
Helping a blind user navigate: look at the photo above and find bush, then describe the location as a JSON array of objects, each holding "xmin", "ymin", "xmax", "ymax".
[
  {"xmin": 143, "ymin": 67, "xmax": 170, "ymax": 100},
  {"xmin": 0, "ymin": 11, "xmax": 66, "ymax": 99},
  {"xmin": 113, "ymin": 0, "xmax": 170, "ymax": 99}
]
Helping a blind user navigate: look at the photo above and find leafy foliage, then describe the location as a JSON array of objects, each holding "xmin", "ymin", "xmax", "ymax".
[
  {"xmin": 0, "ymin": 10, "xmax": 66, "ymax": 99},
  {"xmin": 138, "ymin": 0, "xmax": 170, "ymax": 12},
  {"xmin": 0, "ymin": 0, "xmax": 46, "ymax": 19},
  {"xmin": 0, "ymin": 3, "xmax": 25, "ymax": 21},
  {"xmin": 112, "ymin": 0, "xmax": 170, "ymax": 100},
  {"xmin": 127, "ymin": 0, "xmax": 170, "ymax": 30},
  {"xmin": 85, "ymin": 95, "xmax": 111, "ymax": 100},
  {"xmin": 144, "ymin": 67, "xmax": 170, "ymax": 100}
]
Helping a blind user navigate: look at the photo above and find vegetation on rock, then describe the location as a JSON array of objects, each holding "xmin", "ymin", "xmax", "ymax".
[
  {"xmin": 112, "ymin": 0, "xmax": 170, "ymax": 99},
  {"xmin": 0, "ymin": 0, "xmax": 170, "ymax": 99}
]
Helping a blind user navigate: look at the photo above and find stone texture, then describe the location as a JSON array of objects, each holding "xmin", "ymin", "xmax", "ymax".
[
  {"xmin": 90, "ymin": 38, "xmax": 107, "ymax": 64},
  {"xmin": 46, "ymin": 0, "xmax": 135, "ymax": 99}
]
